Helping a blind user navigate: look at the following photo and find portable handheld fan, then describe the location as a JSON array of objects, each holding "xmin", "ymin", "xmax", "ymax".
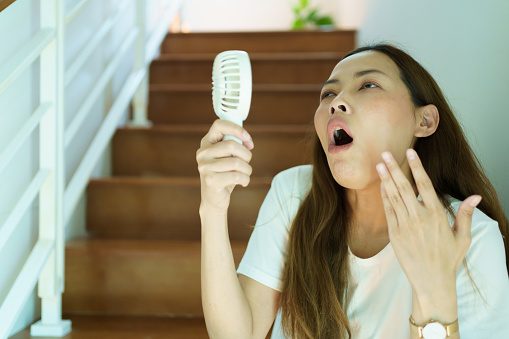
[{"xmin": 212, "ymin": 50, "xmax": 252, "ymax": 144}]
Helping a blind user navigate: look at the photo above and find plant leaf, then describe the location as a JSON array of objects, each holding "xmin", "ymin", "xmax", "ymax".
[
  {"xmin": 315, "ymin": 16, "xmax": 334, "ymax": 26},
  {"xmin": 292, "ymin": 18, "xmax": 305, "ymax": 30},
  {"xmin": 306, "ymin": 9, "xmax": 318, "ymax": 21}
]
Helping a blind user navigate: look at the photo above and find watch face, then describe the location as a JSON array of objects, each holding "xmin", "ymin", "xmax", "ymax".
[{"xmin": 422, "ymin": 322, "xmax": 447, "ymax": 339}]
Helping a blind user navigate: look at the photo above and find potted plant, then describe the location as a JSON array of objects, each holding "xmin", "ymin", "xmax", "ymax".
[{"xmin": 291, "ymin": 0, "xmax": 335, "ymax": 30}]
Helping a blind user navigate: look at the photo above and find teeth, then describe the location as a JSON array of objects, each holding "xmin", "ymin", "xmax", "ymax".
[{"xmin": 334, "ymin": 127, "xmax": 343, "ymax": 138}]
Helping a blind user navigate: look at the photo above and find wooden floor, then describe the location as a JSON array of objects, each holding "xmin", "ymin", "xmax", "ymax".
[{"xmin": 11, "ymin": 315, "xmax": 208, "ymax": 339}]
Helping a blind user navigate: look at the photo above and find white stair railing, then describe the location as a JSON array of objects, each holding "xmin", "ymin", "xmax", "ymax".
[{"xmin": 0, "ymin": 0, "xmax": 184, "ymax": 337}]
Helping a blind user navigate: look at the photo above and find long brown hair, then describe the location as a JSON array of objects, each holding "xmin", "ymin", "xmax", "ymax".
[{"xmin": 280, "ymin": 44, "xmax": 509, "ymax": 338}]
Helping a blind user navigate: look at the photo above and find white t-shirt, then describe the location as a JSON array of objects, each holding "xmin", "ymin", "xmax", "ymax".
[{"xmin": 237, "ymin": 165, "xmax": 509, "ymax": 338}]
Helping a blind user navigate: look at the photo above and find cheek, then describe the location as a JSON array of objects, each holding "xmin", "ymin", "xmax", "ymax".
[
  {"xmin": 363, "ymin": 114, "xmax": 416, "ymax": 166},
  {"xmin": 365, "ymin": 121, "xmax": 414, "ymax": 149},
  {"xmin": 361, "ymin": 102, "xmax": 416, "ymax": 153},
  {"xmin": 314, "ymin": 103, "xmax": 329, "ymax": 142},
  {"xmin": 371, "ymin": 97, "xmax": 415, "ymax": 134}
]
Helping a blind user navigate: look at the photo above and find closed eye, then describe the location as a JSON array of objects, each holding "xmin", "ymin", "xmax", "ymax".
[{"xmin": 320, "ymin": 91, "xmax": 336, "ymax": 100}]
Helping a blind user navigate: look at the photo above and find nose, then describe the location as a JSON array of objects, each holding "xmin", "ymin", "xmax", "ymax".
[
  {"xmin": 330, "ymin": 104, "xmax": 347, "ymax": 115},
  {"xmin": 329, "ymin": 92, "xmax": 350, "ymax": 115}
]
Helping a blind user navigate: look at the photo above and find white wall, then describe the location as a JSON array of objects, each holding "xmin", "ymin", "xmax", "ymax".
[
  {"xmin": 181, "ymin": 0, "xmax": 339, "ymax": 32},
  {"xmin": 348, "ymin": 0, "xmax": 509, "ymax": 213}
]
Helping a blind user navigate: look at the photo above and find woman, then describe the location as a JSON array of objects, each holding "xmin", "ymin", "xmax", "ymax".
[{"xmin": 196, "ymin": 44, "xmax": 509, "ymax": 338}]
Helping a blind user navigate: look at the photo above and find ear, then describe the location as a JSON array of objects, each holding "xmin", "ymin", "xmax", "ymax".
[{"xmin": 414, "ymin": 104, "xmax": 439, "ymax": 137}]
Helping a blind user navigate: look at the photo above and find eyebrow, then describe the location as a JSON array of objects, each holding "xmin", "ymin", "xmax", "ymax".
[{"xmin": 321, "ymin": 69, "xmax": 390, "ymax": 89}]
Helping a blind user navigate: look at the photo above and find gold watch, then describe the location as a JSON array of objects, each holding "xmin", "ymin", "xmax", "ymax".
[{"xmin": 409, "ymin": 316, "xmax": 459, "ymax": 339}]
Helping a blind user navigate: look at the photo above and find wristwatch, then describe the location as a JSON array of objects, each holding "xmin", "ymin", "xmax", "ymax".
[{"xmin": 409, "ymin": 316, "xmax": 459, "ymax": 339}]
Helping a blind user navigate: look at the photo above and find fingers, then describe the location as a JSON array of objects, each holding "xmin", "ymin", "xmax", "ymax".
[
  {"xmin": 200, "ymin": 119, "xmax": 254, "ymax": 150},
  {"xmin": 406, "ymin": 149, "xmax": 440, "ymax": 207},
  {"xmin": 199, "ymin": 156, "xmax": 253, "ymax": 187},
  {"xmin": 197, "ymin": 137, "xmax": 253, "ymax": 164},
  {"xmin": 197, "ymin": 119, "xmax": 254, "ymax": 167},
  {"xmin": 376, "ymin": 161, "xmax": 409, "ymax": 224},
  {"xmin": 202, "ymin": 170, "xmax": 251, "ymax": 189},
  {"xmin": 380, "ymin": 151, "xmax": 420, "ymax": 215},
  {"xmin": 197, "ymin": 120, "xmax": 255, "ymax": 194},
  {"xmin": 454, "ymin": 195, "xmax": 481, "ymax": 241},
  {"xmin": 380, "ymin": 182, "xmax": 399, "ymax": 235},
  {"xmin": 197, "ymin": 142, "xmax": 253, "ymax": 189}
]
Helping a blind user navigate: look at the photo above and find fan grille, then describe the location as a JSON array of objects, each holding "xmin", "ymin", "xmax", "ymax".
[{"xmin": 212, "ymin": 51, "xmax": 252, "ymax": 116}]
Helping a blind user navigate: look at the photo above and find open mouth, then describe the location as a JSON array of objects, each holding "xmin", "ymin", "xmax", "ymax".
[{"xmin": 333, "ymin": 127, "xmax": 354, "ymax": 146}]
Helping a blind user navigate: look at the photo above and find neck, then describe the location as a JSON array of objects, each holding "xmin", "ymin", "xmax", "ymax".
[
  {"xmin": 347, "ymin": 183, "xmax": 388, "ymax": 234},
  {"xmin": 345, "ymin": 162, "xmax": 417, "ymax": 258}
]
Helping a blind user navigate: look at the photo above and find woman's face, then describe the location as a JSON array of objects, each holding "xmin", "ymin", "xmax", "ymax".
[{"xmin": 314, "ymin": 50, "xmax": 419, "ymax": 190}]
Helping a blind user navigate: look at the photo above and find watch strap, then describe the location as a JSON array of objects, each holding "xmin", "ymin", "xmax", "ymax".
[{"xmin": 409, "ymin": 316, "xmax": 459, "ymax": 337}]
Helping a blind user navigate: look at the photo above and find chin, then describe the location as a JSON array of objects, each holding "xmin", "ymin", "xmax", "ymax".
[{"xmin": 328, "ymin": 160, "xmax": 366, "ymax": 189}]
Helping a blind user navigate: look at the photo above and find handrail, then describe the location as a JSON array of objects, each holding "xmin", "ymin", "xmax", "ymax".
[
  {"xmin": 130, "ymin": 0, "xmax": 185, "ymax": 126},
  {"xmin": 64, "ymin": 0, "xmax": 87, "ymax": 24},
  {"xmin": 0, "ymin": 29, "xmax": 54, "ymax": 96},
  {"xmin": 64, "ymin": 69, "xmax": 145, "ymax": 225},
  {"xmin": 64, "ymin": 28, "xmax": 139, "ymax": 148},
  {"xmin": 0, "ymin": 0, "xmax": 16, "ymax": 13},
  {"xmin": 0, "ymin": 238, "xmax": 54, "ymax": 338},
  {"xmin": 145, "ymin": 0, "xmax": 183, "ymax": 65},
  {"xmin": 0, "ymin": 169, "xmax": 51, "ymax": 252},
  {"xmin": 0, "ymin": 103, "xmax": 51, "ymax": 175},
  {"xmin": 64, "ymin": 1, "xmax": 130, "ymax": 86}
]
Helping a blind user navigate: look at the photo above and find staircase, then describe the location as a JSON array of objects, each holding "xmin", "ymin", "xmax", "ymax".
[{"xmin": 13, "ymin": 30, "xmax": 355, "ymax": 338}]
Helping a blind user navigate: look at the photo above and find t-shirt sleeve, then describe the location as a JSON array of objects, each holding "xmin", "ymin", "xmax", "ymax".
[
  {"xmin": 455, "ymin": 206, "xmax": 509, "ymax": 337},
  {"xmin": 236, "ymin": 166, "xmax": 310, "ymax": 292}
]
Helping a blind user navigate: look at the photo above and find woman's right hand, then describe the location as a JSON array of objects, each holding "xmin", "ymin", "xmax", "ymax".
[{"xmin": 196, "ymin": 119, "xmax": 254, "ymax": 215}]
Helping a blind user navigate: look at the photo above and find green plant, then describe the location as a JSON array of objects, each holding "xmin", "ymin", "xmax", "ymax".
[{"xmin": 291, "ymin": 0, "xmax": 334, "ymax": 30}]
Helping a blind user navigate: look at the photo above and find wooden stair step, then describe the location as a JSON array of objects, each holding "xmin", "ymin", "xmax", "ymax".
[
  {"xmin": 86, "ymin": 177, "xmax": 271, "ymax": 239},
  {"xmin": 112, "ymin": 124, "xmax": 313, "ymax": 178},
  {"xmin": 150, "ymin": 52, "xmax": 343, "ymax": 85},
  {"xmin": 64, "ymin": 238, "xmax": 247, "ymax": 316},
  {"xmin": 11, "ymin": 315, "xmax": 209, "ymax": 339},
  {"xmin": 161, "ymin": 31, "xmax": 356, "ymax": 54},
  {"xmin": 148, "ymin": 84, "xmax": 320, "ymax": 125}
]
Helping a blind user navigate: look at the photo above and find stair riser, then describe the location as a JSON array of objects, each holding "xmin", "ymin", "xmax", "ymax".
[
  {"xmin": 112, "ymin": 128, "xmax": 313, "ymax": 177},
  {"xmin": 86, "ymin": 180, "xmax": 269, "ymax": 239},
  {"xmin": 162, "ymin": 31, "xmax": 356, "ymax": 54},
  {"xmin": 148, "ymin": 90, "xmax": 319, "ymax": 125},
  {"xmin": 64, "ymin": 243, "xmax": 245, "ymax": 316},
  {"xmin": 150, "ymin": 58, "xmax": 339, "ymax": 85}
]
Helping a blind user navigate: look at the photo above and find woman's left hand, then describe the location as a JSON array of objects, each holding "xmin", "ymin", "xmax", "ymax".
[{"xmin": 376, "ymin": 148, "xmax": 481, "ymax": 323}]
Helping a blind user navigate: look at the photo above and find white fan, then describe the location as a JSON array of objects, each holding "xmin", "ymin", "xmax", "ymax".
[{"xmin": 212, "ymin": 50, "xmax": 252, "ymax": 143}]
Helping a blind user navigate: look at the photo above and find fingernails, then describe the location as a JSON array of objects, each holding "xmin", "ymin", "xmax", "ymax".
[
  {"xmin": 407, "ymin": 149, "xmax": 417, "ymax": 160},
  {"xmin": 376, "ymin": 163, "xmax": 387, "ymax": 174},
  {"xmin": 242, "ymin": 131, "xmax": 254, "ymax": 149},
  {"xmin": 469, "ymin": 195, "xmax": 482, "ymax": 207},
  {"xmin": 381, "ymin": 152, "xmax": 391, "ymax": 163},
  {"xmin": 243, "ymin": 131, "xmax": 252, "ymax": 140}
]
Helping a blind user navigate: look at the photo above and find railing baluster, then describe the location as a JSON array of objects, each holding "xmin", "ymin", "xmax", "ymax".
[
  {"xmin": 30, "ymin": 0, "xmax": 71, "ymax": 335},
  {"xmin": 130, "ymin": 0, "xmax": 150, "ymax": 127}
]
